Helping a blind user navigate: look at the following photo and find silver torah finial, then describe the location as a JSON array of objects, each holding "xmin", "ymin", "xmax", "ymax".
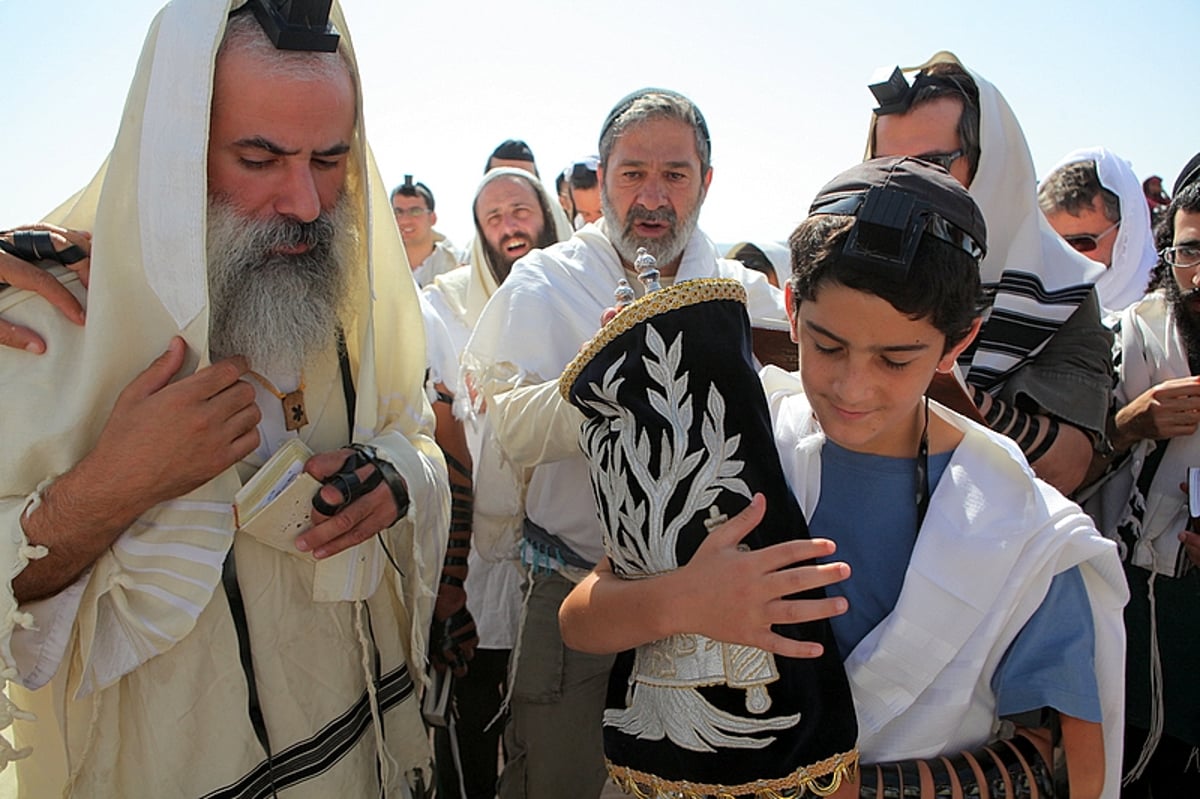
[
  {"xmin": 613, "ymin": 278, "xmax": 636, "ymax": 312},
  {"xmin": 635, "ymin": 247, "xmax": 661, "ymax": 293}
]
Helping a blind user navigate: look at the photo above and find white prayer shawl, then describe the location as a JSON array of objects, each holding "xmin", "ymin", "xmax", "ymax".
[
  {"xmin": 762, "ymin": 367, "xmax": 1127, "ymax": 798},
  {"xmin": 465, "ymin": 218, "xmax": 787, "ymax": 390},
  {"xmin": 423, "ymin": 167, "xmax": 573, "ymax": 562},
  {"xmin": 725, "ymin": 240, "xmax": 791, "ymax": 287},
  {"xmin": 868, "ymin": 53, "xmax": 1106, "ymax": 390},
  {"xmin": 1105, "ymin": 291, "xmax": 1197, "ymax": 576},
  {"xmin": 0, "ymin": 0, "xmax": 446, "ymax": 792},
  {"xmin": 410, "ymin": 233, "xmax": 462, "ymax": 289},
  {"xmin": 424, "ymin": 270, "xmax": 526, "ymax": 648},
  {"xmin": 1045, "ymin": 147, "xmax": 1157, "ymax": 316},
  {"xmin": 462, "ymin": 219, "xmax": 787, "ymax": 568},
  {"xmin": 420, "ymin": 292, "xmax": 460, "ymax": 392},
  {"xmin": 429, "ymin": 168, "xmax": 574, "ymax": 354}
]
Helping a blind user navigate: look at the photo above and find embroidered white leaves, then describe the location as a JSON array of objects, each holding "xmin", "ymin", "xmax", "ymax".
[{"xmin": 576, "ymin": 324, "xmax": 798, "ymax": 752}]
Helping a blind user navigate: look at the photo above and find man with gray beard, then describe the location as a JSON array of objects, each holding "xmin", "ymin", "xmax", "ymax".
[
  {"xmin": 0, "ymin": 3, "xmax": 447, "ymax": 796},
  {"xmin": 462, "ymin": 88, "xmax": 788, "ymax": 799},
  {"xmin": 206, "ymin": 195, "xmax": 352, "ymax": 376}
]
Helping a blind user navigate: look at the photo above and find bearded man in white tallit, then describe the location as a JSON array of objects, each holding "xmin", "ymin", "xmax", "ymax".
[
  {"xmin": 0, "ymin": 2, "xmax": 448, "ymax": 797},
  {"xmin": 868, "ymin": 52, "xmax": 1113, "ymax": 496}
]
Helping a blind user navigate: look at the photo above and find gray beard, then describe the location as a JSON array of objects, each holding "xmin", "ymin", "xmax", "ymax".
[
  {"xmin": 206, "ymin": 196, "xmax": 353, "ymax": 375},
  {"xmin": 602, "ymin": 188, "xmax": 704, "ymax": 270}
]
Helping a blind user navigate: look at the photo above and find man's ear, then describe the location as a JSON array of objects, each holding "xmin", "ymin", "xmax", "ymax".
[
  {"xmin": 430, "ymin": 210, "xmax": 438, "ymax": 227},
  {"xmin": 938, "ymin": 316, "xmax": 982, "ymax": 371},
  {"xmin": 784, "ymin": 282, "xmax": 799, "ymax": 344}
]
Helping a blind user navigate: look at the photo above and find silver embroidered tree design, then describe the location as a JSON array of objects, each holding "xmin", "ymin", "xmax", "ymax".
[
  {"xmin": 579, "ymin": 325, "xmax": 752, "ymax": 573},
  {"xmin": 576, "ymin": 324, "xmax": 797, "ymax": 751}
]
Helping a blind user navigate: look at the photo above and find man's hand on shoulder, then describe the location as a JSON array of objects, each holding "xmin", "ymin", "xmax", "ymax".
[{"xmin": 0, "ymin": 224, "xmax": 92, "ymax": 354}]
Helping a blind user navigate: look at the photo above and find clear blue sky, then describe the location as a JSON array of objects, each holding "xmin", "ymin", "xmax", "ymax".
[{"xmin": 1, "ymin": 0, "xmax": 1194, "ymax": 249}]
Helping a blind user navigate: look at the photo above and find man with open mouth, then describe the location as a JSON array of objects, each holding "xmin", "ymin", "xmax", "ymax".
[{"xmin": 462, "ymin": 87, "xmax": 788, "ymax": 799}]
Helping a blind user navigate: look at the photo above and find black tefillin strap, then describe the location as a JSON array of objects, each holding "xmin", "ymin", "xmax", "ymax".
[
  {"xmin": 221, "ymin": 550, "xmax": 278, "ymax": 796},
  {"xmin": 868, "ymin": 66, "xmax": 979, "ymax": 119},
  {"xmin": 220, "ymin": 333, "xmax": 361, "ymax": 796}
]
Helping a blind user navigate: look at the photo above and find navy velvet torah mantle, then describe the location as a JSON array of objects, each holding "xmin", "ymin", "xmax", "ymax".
[{"xmin": 560, "ymin": 278, "xmax": 858, "ymax": 797}]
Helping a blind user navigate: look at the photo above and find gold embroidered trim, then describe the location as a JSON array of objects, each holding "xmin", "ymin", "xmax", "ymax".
[
  {"xmin": 558, "ymin": 278, "xmax": 748, "ymax": 402},
  {"xmin": 606, "ymin": 748, "xmax": 858, "ymax": 798}
]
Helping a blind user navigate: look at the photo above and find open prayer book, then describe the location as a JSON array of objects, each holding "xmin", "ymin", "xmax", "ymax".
[{"xmin": 233, "ymin": 437, "xmax": 322, "ymax": 560}]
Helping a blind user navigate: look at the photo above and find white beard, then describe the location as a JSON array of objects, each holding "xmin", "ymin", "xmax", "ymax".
[{"xmin": 206, "ymin": 196, "xmax": 354, "ymax": 375}]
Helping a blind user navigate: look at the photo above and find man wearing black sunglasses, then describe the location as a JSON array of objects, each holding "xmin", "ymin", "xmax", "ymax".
[
  {"xmin": 867, "ymin": 53, "xmax": 1113, "ymax": 497},
  {"xmin": 1039, "ymin": 149, "xmax": 1158, "ymax": 315}
]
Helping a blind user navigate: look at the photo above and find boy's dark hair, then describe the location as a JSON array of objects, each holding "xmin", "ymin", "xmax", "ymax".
[{"xmin": 788, "ymin": 214, "xmax": 983, "ymax": 352}]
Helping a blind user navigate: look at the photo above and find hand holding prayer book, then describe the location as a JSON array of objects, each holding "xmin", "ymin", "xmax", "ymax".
[{"xmin": 233, "ymin": 437, "xmax": 321, "ymax": 561}]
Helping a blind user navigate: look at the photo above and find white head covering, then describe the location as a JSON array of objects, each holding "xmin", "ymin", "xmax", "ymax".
[
  {"xmin": 725, "ymin": 240, "xmax": 790, "ymax": 287},
  {"xmin": 1044, "ymin": 146, "xmax": 1157, "ymax": 314},
  {"xmin": 458, "ymin": 167, "xmax": 573, "ymax": 326},
  {"xmin": 867, "ymin": 52, "xmax": 1105, "ymax": 389}
]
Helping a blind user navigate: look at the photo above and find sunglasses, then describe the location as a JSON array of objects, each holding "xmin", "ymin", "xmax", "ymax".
[
  {"xmin": 1063, "ymin": 220, "xmax": 1119, "ymax": 253},
  {"xmin": 914, "ymin": 149, "xmax": 964, "ymax": 173}
]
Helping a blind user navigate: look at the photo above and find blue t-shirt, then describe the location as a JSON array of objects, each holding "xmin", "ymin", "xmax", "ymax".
[{"xmin": 809, "ymin": 439, "xmax": 1101, "ymax": 722}]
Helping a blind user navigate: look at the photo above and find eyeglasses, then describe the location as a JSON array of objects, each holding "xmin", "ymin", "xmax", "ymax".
[
  {"xmin": 1063, "ymin": 220, "xmax": 1119, "ymax": 253},
  {"xmin": 1162, "ymin": 244, "xmax": 1200, "ymax": 268},
  {"xmin": 914, "ymin": 149, "xmax": 964, "ymax": 173},
  {"xmin": 393, "ymin": 207, "xmax": 430, "ymax": 219}
]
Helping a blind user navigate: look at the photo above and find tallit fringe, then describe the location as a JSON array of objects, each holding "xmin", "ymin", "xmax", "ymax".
[
  {"xmin": 0, "ymin": 691, "xmax": 33, "ymax": 772},
  {"xmin": 62, "ymin": 690, "xmax": 103, "ymax": 796},
  {"xmin": 21, "ymin": 475, "xmax": 58, "ymax": 520},
  {"xmin": 1123, "ymin": 569, "xmax": 1164, "ymax": 784},
  {"xmin": 0, "ymin": 478, "xmax": 58, "ymax": 776},
  {"xmin": 487, "ymin": 571, "xmax": 537, "ymax": 732},
  {"xmin": 355, "ymin": 601, "xmax": 396, "ymax": 795}
]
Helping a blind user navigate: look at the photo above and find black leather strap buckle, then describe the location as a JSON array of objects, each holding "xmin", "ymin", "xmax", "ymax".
[{"xmin": 311, "ymin": 448, "xmax": 380, "ymax": 516}]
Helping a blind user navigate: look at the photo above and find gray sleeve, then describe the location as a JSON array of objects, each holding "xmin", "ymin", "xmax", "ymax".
[{"xmin": 997, "ymin": 288, "xmax": 1113, "ymax": 438}]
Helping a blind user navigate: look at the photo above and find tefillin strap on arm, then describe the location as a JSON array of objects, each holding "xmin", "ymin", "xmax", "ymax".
[
  {"xmin": 856, "ymin": 737, "xmax": 1057, "ymax": 798},
  {"xmin": 248, "ymin": 0, "xmax": 340, "ymax": 52}
]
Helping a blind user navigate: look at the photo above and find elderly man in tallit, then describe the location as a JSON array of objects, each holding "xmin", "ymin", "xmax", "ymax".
[
  {"xmin": 0, "ymin": 1, "xmax": 448, "ymax": 796},
  {"xmin": 867, "ymin": 52, "xmax": 1114, "ymax": 496}
]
